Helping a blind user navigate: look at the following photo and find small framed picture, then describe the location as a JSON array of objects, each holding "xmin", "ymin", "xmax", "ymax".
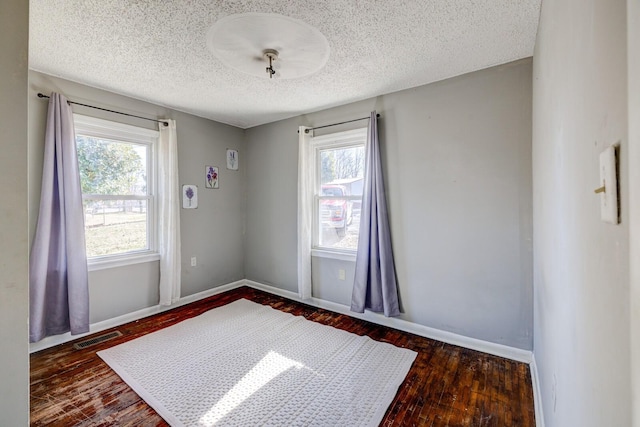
[
  {"xmin": 226, "ymin": 149, "xmax": 238, "ymax": 170},
  {"xmin": 205, "ymin": 165, "xmax": 219, "ymax": 189},
  {"xmin": 182, "ymin": 185, "xmax": 198, "ymax": 209}
]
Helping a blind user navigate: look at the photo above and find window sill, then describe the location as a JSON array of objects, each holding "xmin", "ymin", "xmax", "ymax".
[
  {"xmin": 311, "ymin": 248, "xmax": 357, "ymax": 262},
  {"xmin": 88, "ymin": 252, "xmax": 161, "ymax": 272}
]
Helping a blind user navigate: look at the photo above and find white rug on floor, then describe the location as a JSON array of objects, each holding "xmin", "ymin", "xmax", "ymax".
[{"xmin": 97, "ymin": 298, "xmax": 417, "ymax": 427}]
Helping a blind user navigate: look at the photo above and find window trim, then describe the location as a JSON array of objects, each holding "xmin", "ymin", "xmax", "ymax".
[
  {"xmin": 310, "ymin": 127, "xmax": 367, "ymax": 258},
  {"xmin": 88, "ymin": 252, "xmax": 161, "ymax": 272},
  {"xmin": 74, "ymin": 114, "xmax": 160, "ymax": 270}
]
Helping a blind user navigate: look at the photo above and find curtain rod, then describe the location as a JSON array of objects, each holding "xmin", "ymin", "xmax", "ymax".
[
  {"xmin": 37, "ymin": 93, "xmax": 169, "ymax": 127},
  {"xmin": 300, "ymin": 113, "xmax": 381, "ymax": 134}
]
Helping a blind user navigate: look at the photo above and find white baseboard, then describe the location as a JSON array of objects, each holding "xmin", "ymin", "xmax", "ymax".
[
  {"xmin": 530, "ymin": 354, "xmax": 545, "ymax": 427},
  {"xmin": 29, "ymin": 279, "xmax": 246, "ymax": 353},
  {"xmin": 30, "ymin": 278, "xmax": 532, "ymax": 362},
  {"xmin": 244, "ymin": 279, "xmax": 533, "ymax": 364}
]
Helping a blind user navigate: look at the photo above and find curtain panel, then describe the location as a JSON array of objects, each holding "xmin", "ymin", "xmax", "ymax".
[
  {"xmin": 297, "ymin": 126, "xmax": 313, "ymax": 299},
  {"xmin": 351, "ymin": 111, "xmax": 401, "ymax": 317},
  {"xmin": 158, "ymin": 119, "xmax": 181, "ymax": 306},
  {"xmin": 29, "ymin": 93, "xmax": 90, "ymax": 342}
]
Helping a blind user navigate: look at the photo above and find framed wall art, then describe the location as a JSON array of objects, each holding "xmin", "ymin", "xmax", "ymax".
[
  {"xmin": 182, "ymin": 185, "xmax": 198, "ymax": 209},
  {"xmin": 226, "ymin": 149, "xmax": 238, "ymax": 170},
  {"xmin": 205, "ymin": 165, "xmax": 219, "ymax": 189}
]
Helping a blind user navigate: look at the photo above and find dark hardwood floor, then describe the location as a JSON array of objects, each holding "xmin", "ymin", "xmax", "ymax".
[{"xmin": 30, "ymin": 286, "xmax": 535, "ymax": 426}]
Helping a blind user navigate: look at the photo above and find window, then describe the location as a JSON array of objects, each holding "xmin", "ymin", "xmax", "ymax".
[
  {"xmin": 311, "ymin": 128, "xmax": 366, "ymax": 255},
  {"xmin": 74, "ymin": 114, "xmax": 160, "ymax": 269}
]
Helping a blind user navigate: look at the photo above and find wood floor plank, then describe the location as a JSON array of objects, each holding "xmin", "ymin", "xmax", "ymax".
[{"xmin": 30, "ymin": 286, "xmax": 535, "ymax": 426}]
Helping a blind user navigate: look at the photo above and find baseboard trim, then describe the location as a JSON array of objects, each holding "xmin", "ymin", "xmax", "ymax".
[
  {"xmin": 244, "ymin": 279, "xmax": 533, "ymax": 364},
  {"xmin": 29, "ymin": 280, "xmax": 246, "ymax": 353},
  {"xmin": 530, "ymin": 354, "xmax": 545, "ymax": 427},
  {"xmin": 30, "ymin": 278, "xmax": 535, "ymax": 370}
]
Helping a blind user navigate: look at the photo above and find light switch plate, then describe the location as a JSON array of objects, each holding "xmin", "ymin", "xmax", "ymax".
[{"xmin": 599, "ymin": 146, "xmax": 618, "ymax": 224}]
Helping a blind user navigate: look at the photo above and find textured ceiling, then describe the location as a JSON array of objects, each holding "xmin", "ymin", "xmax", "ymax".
[{"xmin": 29, "ymin": 0, "xmax": 541, "ymax": 129}]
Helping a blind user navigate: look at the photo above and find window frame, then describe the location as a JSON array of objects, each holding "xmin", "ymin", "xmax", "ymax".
[
  {"xmin": 73, "ymin": 114, "xmax": 160, "ymax": 271},
  {"xmin": 309, "ymin": 127, "xmax": 367, "ymax": 260}
]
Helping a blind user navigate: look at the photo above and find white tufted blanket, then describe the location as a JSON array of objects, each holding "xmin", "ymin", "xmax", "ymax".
[{"xmin": 98, "ymin": 298, "xmax": 417, "ymax": 426}]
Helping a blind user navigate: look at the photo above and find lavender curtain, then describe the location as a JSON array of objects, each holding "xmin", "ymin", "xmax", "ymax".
[
  {"xmin": 351, "ymin": 111, "xmax": 400, "ymax": 317},
  {"xmin": 29, "ymin": 93, "xmax": 89, "ymax": 342}
]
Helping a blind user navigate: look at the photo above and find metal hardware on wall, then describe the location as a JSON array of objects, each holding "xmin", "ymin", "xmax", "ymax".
[{"xmin": 596, "ymin": 144, "xmax": 620, "ymax": 224}]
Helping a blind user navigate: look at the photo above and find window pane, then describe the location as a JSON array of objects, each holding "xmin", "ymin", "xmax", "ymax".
[
  {"xmin": 76, "ymin": 135, "xmax": 148, "ymax": 196},
  {"xmin": 317, "ymin": 199, "xmax": 360, "ymax": 251},
  {"xmin": 316, "ymin": 144, "xmax": 364, "ymax": 251},
  {"xmin": 319, "ymin": 145, "xmax": 364, "ymax": 185},
  {"xmin": 84, "ymin": 200, "xmax": 148, "ymax": 257}
]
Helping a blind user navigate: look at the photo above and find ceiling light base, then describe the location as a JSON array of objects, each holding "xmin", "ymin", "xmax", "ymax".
[{"xmin": 263, "ymin": 49, "xmax": 279, "ymax": 62}]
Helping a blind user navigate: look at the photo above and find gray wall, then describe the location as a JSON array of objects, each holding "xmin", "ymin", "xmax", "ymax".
[
  {"xmin": 533, "ymin": 0, "xmax": 630, "ymax": 425},
  {"xmin": 29, "ymin": 71, "xmax": 246, "ymax": 324},
  {"xmin": 0, "ymin": 0, "xmax": 29, "ymax": 423},
  {"xmin": 245, "ymin": 59, "xmax": 533, "ymax": 350},
  {"xmin": 630, "ymin": 0, "xmax": 640, "ymax": 424}
]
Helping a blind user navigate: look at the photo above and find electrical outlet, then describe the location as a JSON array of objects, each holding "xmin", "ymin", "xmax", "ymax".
[
  {"xmin": 338, "ymin": 269, "xmax": 346, "ymax": 280},
  {"xmin": 191, "ymin": 256, "xmax": 197, "ymax": 267}
]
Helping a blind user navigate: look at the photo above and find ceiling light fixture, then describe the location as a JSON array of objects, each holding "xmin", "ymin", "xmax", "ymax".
[
  {"xmin": 263, "ymin": 49, "xmax": 278, "ymax": 79},
  {"xmin": 206, "ymin": 13, "xmax": 330, "ymax": 80}
]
